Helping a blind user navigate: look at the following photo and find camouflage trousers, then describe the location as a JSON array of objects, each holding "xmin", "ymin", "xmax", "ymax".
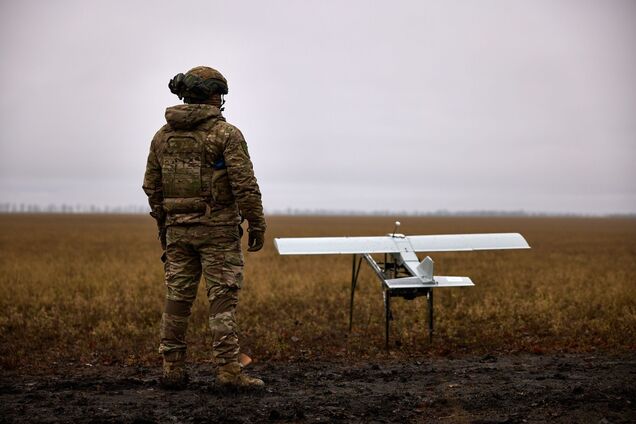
[{"xmin": 159, "ymin": 224, "xmax": 244, "ymax": 365}]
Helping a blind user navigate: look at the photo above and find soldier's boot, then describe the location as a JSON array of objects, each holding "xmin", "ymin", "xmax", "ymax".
[
  {"xmin": 160, "ymin": 351, "xmax": 189, "ymax": 389},
  {"xmin": 216, "ymin": 362, "xmax": 264, "ymax": 389}
]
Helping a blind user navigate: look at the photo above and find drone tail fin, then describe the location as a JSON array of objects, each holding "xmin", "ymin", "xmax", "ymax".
[{"xmin": 416, "ymin": 256, "xmax": 434, "ymax": 281}]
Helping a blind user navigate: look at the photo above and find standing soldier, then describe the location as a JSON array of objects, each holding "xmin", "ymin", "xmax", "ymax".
[{"xmin": 143, "ymin": 66, "xmax": 266, "ymax": 389}]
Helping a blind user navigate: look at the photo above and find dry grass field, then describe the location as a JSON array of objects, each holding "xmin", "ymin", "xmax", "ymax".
[{"xmin": 0, "ymin": 214, "xmax": 634, "ymax": 371}]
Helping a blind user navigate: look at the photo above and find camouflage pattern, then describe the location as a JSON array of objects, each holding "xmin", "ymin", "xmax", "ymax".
[
  {"xmin": 159, "ymin": 224, "xmax": 243, "ymax": 365},
  {"xmin": 143, "ymin": 104, "xmax": 266, "ymax": 231},
  {"xmin": 143, "ymin": 101, "xmax": 266, "ymax": 367},
  {"xmin": 186, "ymin": 66, "xmax": 228, "ymax": 93}
]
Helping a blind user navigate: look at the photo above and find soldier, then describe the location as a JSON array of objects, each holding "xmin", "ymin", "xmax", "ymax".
[{"xmin": 143, "ymin": 66, "xmax": 266, "ymax": 389}]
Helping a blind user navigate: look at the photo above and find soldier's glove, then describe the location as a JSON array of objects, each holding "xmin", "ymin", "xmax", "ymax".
[{"xmin": 247, "ymin": 229, "xmax": 264, "ymax": 252}]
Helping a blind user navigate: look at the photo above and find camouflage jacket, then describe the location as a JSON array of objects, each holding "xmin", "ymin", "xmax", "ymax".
[{"xmin": 142, "ymin": 104, "xmax": 266, "ymax": 231}]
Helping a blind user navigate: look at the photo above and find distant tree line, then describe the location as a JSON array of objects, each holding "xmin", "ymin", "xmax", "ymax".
[
  {"xmin": 0, "ymin": 203, "xmax": 632, "ymax": 217},
  {"xmin": 269, "ymin": 207, "xmax": 538, "ymax": 216},
  {"xmin": 0, "ymin": 203, "xmax": 150, "ymax": 214}
]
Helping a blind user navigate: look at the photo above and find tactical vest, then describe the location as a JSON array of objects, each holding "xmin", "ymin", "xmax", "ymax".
[{"xmin": 160, "ymin": 120, "xmax": 234, "ymax": 215}]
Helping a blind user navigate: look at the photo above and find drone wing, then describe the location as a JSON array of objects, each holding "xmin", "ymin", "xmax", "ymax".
[
  {"xmin": 407, "ymin": 233, "xmax": 530, "ymax": 252},
  {"xmin": 274, "ymin": 236, "xmax": 398, "ymax": 255},
  {"xmin": 274, "ymin": 233, "xmax": 529, "ymax": 255}
]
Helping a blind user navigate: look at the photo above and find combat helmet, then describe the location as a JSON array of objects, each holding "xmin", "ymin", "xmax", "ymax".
[{"xmin": 169, "ymin": 66, "xmax": 228, "ymax": 104}]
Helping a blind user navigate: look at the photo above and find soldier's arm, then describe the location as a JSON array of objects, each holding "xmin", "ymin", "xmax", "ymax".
[
  {"xmin": 142, "ymin": 130, "xmax": 164, "ymax": 217},
  {"xmin": 224, "ymin": 127, "xmax": 267, "ymax": 232}
]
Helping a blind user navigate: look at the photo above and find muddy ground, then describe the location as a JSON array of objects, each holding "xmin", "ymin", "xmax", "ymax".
[{"xmin": 1, "ymin": 353, "xmax": 634, "ymax": 423}]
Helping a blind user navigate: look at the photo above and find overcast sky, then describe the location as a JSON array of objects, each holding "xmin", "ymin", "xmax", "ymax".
[{"xmin": 1, "ymin": 0, "xmax": 634, "ymax": 214}]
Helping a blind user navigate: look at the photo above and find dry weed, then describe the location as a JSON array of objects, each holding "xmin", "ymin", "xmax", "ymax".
[{"xmin": 0, "ymin": 214, "xmax": 634, "ymax": 370}]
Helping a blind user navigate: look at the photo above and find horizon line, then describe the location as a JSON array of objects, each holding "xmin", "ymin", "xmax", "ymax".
[{"xmin": 0, "ymin": 210, "xmax": 634, "ymax": 219}]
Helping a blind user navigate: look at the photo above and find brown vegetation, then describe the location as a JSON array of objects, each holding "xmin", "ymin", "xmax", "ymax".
[{"xmin": 0, "ymin": 214, "xmax": 634, "ymax": 371}]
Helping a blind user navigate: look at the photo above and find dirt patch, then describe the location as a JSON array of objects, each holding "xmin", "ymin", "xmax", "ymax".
[{"xmin": 1, "ymin": 353, "xmax": 634, "ymax": 423}]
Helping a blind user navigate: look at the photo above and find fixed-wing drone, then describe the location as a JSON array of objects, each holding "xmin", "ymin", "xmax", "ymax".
[{"xmin": 275, "ymin": 222, "xmax": 530, "ymax": 348}]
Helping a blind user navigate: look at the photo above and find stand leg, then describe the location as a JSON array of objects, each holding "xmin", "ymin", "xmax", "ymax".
[
  {"xmin": 384, "ymin": 291, "xmax": 391, "ymax": 349},
  {"xmin": 427, "ymin": 289, "xmax": 434, "ymax": 343},
  {"xmin": 349, "ymin": 255, "xmax": 356, "ymax": 331},
  {"xmin": 349, "ymin": 255, "xmax": 363, "ymax": 332}
]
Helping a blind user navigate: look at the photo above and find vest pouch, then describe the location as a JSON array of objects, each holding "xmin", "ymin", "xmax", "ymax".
[
  {"xmin": 162, "ymin": 135, "xmax": 203, "ymax": 198},
  {"xmin": 211, "ymin": 168, "xmax": 235, "ymax": 205},
  {"xmin": 162, "ymin": 197, "xmax": 208, "ymax": 214}
]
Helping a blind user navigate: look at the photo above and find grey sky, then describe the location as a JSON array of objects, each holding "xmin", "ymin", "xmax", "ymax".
[{"xmin": 1, "ymin": 0, "xmax": 634, "ymax": 214}]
